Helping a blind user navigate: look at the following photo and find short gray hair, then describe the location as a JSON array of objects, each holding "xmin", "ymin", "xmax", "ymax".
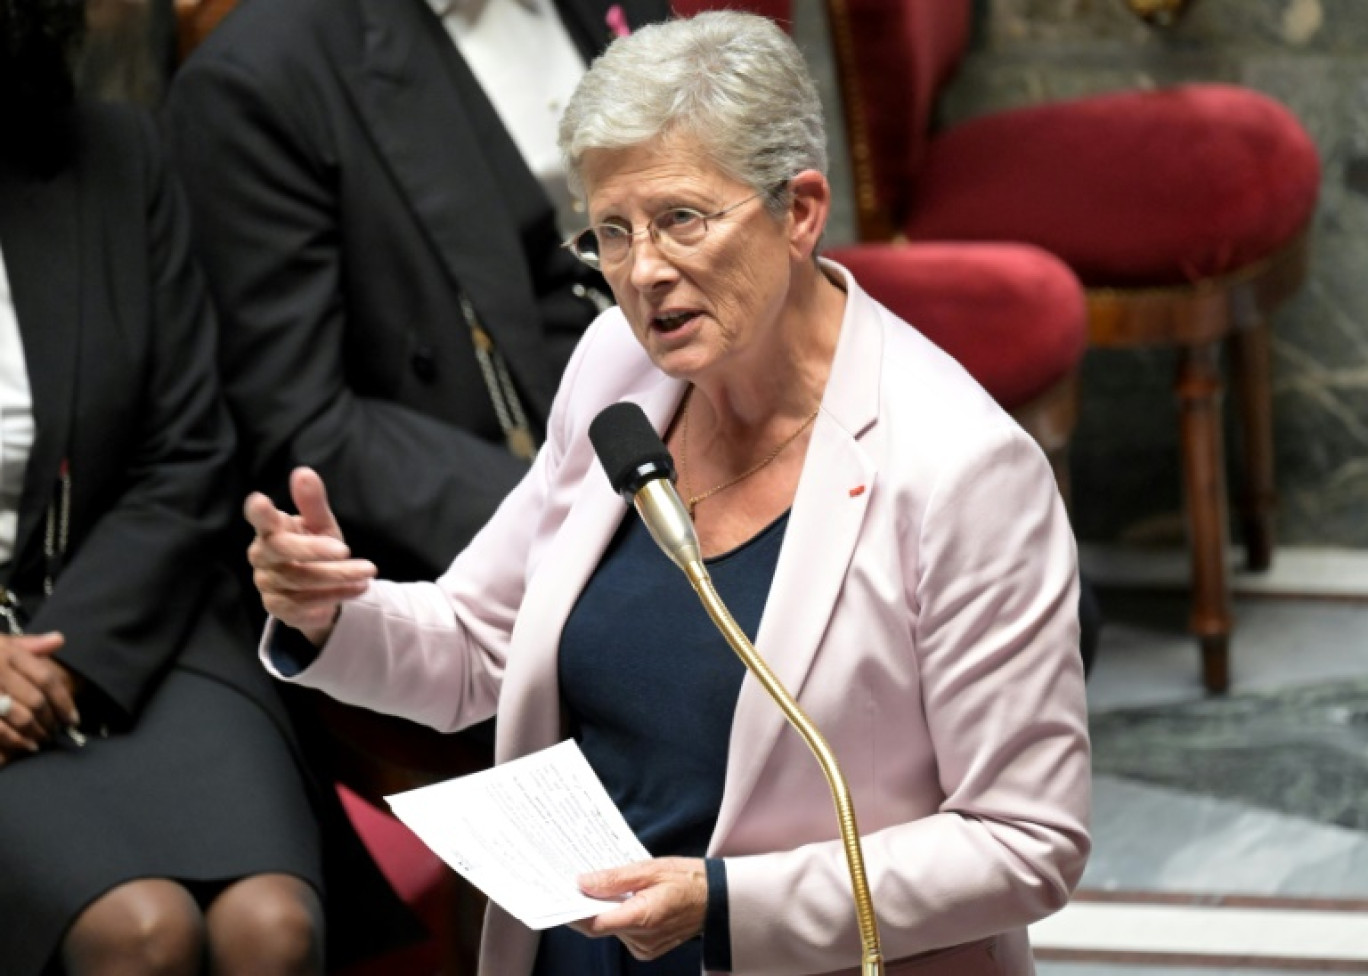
[{"xmin": 558, "ymin": 11, "xmax": 827, "ymax": 217}]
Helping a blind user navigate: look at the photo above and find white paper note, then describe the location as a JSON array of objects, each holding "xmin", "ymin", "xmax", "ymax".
[{"xmin": 385, "ymin": 738, "xmax": 651, "ymax": 930}]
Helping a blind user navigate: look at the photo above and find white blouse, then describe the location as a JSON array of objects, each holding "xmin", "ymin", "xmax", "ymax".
[
  {"xmin": 427, "ymin": 0, "xmax": 588, "ymax": 237},
  {"xmin": 0, "ymin": 245, "xmax": 34, "ymax": 565}
]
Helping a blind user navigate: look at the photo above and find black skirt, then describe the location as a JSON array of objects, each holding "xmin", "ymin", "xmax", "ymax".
[{"xmin": 0, "ymin": 668, "xmax": 322, "ymax": 976}]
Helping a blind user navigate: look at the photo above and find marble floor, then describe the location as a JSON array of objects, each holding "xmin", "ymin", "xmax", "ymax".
[{"xmin": 1030, "ymin": 546, "xmax": 1368, "ymax": 974}]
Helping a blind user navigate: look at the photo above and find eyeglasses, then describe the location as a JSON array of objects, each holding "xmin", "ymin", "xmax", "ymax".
[{"xmin": 562, "ymin": 189, "xmax": 769, "ymax": 270}]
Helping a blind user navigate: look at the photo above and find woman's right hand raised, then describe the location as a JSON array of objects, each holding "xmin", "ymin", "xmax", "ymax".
[{"xmin": 244, "ymin": 467, "xmax": 376, "ymax": 646}]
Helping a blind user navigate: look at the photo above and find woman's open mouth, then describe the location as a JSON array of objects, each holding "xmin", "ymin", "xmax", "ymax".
[{"xmin": 652, "ymin": 310, "xmax": 700, "ymax": 333}]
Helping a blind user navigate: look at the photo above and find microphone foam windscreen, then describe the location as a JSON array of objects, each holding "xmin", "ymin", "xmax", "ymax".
[{"xmin": 589, "ymin": 402, "xmax": 675, "ymax": 495}]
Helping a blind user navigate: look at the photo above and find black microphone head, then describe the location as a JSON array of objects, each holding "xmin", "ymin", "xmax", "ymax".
[{"xmin": 589, "ymin": 402, "xmax": 676, "ymax": 498}]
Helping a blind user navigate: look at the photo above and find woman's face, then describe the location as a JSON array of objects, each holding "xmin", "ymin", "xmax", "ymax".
[{"xmin": 580, "ymin": 137, "xmax": 798, "ymax": 383}]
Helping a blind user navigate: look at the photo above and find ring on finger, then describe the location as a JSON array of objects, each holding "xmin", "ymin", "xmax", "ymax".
[{"xmin": 0, "ymin": 693, "xmax": 12, "ymax": 720}]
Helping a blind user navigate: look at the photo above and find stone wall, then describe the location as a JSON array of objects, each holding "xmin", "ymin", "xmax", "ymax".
[{"xmin": 938, "ymin": 0, "xmax": 1363, "ymax": 547}]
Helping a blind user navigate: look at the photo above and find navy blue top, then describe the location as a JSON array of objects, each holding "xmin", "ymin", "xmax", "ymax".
[{"xmin": 532, "ymin": 510, "xmax": 788, "ymax": 975}]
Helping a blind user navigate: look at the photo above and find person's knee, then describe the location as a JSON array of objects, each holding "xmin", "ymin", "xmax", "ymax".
[
  {"xmin": 206, "ymin": 874, "xmax": 323, "ymax": 975},
  {"xmin": 64, "ymin": 879, "xmax": 204, "ymax": 976}
]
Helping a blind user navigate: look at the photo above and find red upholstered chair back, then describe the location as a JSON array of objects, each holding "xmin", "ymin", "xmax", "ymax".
[
  {"xmin": 669, "ymin": 1, "xmax": 971, "ymax": 231},
  {"xmin": 668, "ymin": 0, "xmax": 1090, "ymax": 454},
  {"xmin": 829, "ymin": 0, "xmax": 972, "ymax": 235}
]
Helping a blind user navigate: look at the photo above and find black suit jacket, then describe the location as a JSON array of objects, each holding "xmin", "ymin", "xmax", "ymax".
[
  {"xmin": 0, "ymin": 101, "xmax": 267, "ymax": 724},
  {"xmin": 166, "ymin": 0, "xmax": 669, "ymax": 582},
  {"xmin": 0, "ymin": 102, "xmax": 423, "ymax": 966}
]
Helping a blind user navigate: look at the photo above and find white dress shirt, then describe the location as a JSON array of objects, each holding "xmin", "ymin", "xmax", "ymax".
[
  {"xmin": 0, "ymin": 246, "xmax": 34, "ymax": 565},
  {"xmin": 427, "ymin": 0, "xmax": 588, "ymax": 236}
]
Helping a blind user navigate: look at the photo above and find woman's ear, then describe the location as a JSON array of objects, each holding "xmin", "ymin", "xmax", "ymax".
[{"xmin": 786, "ymin": 169, "xmax": 831, "ymax": 261}]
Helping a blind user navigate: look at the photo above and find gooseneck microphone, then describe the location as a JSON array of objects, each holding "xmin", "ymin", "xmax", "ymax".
[
  {"xmin": 589, "ymin": 402, "xmax": 703, "ymax": 580},
  {"xmin": 589, "ymin": 401, "xmax": 885, "ymax": 976}
]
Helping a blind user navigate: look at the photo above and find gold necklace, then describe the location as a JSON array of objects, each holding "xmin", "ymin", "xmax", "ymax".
[{"xmin": 677, "ymin": 387, "xmax": 820, "ymax": 519}]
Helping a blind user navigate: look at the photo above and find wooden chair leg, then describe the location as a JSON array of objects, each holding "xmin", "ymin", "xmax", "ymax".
[
  {"xmin": 1175, "ymin": 341, "xmax": 1233, "ymax": 694},
  {"xmin": 1226, "ymin": 321, "xmax": 1277, "ymax": 571}
]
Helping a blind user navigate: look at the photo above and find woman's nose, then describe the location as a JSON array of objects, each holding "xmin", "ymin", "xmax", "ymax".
[{"xmin": 626, "ymin": 230, "xmax": 679, "ymax": 291}]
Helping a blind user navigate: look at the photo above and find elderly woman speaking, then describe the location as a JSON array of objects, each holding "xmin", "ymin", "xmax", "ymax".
[{"xmin": 247, "ymin": 11, "xmax": 1090, "ymax": 976}]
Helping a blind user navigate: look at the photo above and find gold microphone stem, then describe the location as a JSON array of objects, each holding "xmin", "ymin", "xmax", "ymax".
[{"xmin": 682, "ymin": 560, "xmax": 884, "ymax": 976}]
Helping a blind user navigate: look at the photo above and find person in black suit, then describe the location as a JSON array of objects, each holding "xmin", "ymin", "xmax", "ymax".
[
  {"xmin": 0, "ymin": 2, "xmax": 348, "ymax": 972},
  {"xmin": 165, "ymin": 0, "xmax": 669, "ymax": 586}
]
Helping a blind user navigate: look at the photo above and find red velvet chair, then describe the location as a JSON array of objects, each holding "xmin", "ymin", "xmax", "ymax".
[
  {"xmin": 827, "ymin": 242, "xmax": 1088, "ymax": 502},
  {"xmin": 330, "ymin": 786, "xmax": 448, "ymax": 976},
  {"xmin": 315, "ymin": 696, "xmax": 491, "ymax": 976},
  {"xmin": 670, "ymin": 0, "xmax": 1090, "ymax": 503},
  {"xmin": 821, "ymin": 0, "xmax": 1320, "ymax": 692}
]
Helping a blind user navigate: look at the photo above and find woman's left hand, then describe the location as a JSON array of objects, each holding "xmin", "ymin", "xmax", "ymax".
[
  {"xmin": 570, "ymin": 856, "xmax": 708, "ymax": 961},
  {"xmin": 0, "ymin": 632, "xmax": 75, "ymax": 763}
]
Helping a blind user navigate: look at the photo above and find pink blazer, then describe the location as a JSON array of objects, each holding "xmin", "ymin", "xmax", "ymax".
[{"xmin": 267, "ymin": 263, "xmax": 1091, "ymax": 975}]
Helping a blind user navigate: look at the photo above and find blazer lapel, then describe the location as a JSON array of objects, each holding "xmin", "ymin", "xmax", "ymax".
[
  {"xmin": 711, "ymin": 267, "xmax": 883, "ymax": 850},
  {"xmin": 346, "ymin": 0, "xmax": 558, "ymax": 396},
  {"xmin": 496, "ymin": 374, "xmax": 688, "ymax": 763},
  {"xmin": 0, "ymin": 163, "xmax": 79, "ymax": 584}
]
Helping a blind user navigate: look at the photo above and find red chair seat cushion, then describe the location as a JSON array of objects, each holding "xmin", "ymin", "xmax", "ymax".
[
  {"xmin": 330, "ymin": 785, "xmax": 444, "ymax": 976},
  {"xmin": 828, "ymin": 242, "xmax": 1087, "ymax": 409},
  {"xmin": 904, "ymin": 84, "xmax": 1320, "ymax": 287}
]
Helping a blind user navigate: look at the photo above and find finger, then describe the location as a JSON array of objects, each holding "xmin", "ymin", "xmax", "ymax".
[
  {"xmin": 258, "ymin": 585, "xmax": 371, "ymax": 623},
  {"xmin": 579, "ymin": 860, "xmax": 657, "ymax": 899},
  {"xmin": 591, "ymin": 898, "xmax": 689, "ymax": 962},
  {"xmin": 0, "ymin": 641, "xmax": 65, "ymax": 737},
  {"xmin": 258, "ymin": 576, "xmax": 368, "ymax": 606},
  {"xmin": 575, "ymin": 884, "xmax": 671, "ymax": 941},
  {"xmin": 3, "ymin": 678, "xmax": 61, "ymax": 739},
  {"xmin": 611, "ymin": 912, "xmax": 696, "ymax": 962},
  {"xmin": 263, "ymin": 601, "xmax": 345, "ymax": 639},
  {"xmin": 243, "ymin": 491, "xmax": 292, "ymax": 538},
  {"xmin": 577, "ymin": 859, "xmax": 707, "ymax": 949},
  {"xmin": 290, "ymin": 467, "xmax": 343, "ymax": 540},
  {"xmin": 562, "ymin": 923, "xmax": 683, "ymax": 960},
  {"xmin": 254, "ymin": 559, "xmax": 376, "ymax": 592},
  {"xmin": 8, "ymin": 632, "xmax": 65, "ymax": 657},
  {"xmin": 621, "ymin": 933, "xmax": 687, "ymax": 962},
  {"xmin": 0, "ymin": 692, "xmax": 52, "ymax": 746},
  {"xmin": 0, "ymin": 718, "xmax": 41, "ymax": 757},
  {"xmin": 6, "ymin": 650, "xmax": 82, "ymax": 728},
  {"xmin": 36, "ymin": 659, "xmax": 81, "ymax": 727},
  {"xmin": 580, "ymin": 893, "xmax": 650, "ymax": 933},
  {"xmin": 250, "ymin": 530, "xmax": 354, "ymax": 567},
  {"xmin": 254, "ymin": 574, "xmax": 370, "ymax": 629},
  {"xmin": 260, "ymin": 589, "xmax": 359, "ymax": 633}
]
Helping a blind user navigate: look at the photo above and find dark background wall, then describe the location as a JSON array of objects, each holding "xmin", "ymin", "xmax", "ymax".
[{"xmin": 939, "ymin": 0, "xmax": 1360, "ymax": 548}]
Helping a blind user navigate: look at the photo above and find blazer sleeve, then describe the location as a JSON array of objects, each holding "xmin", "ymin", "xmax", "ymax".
[
  {"xmin": 28, "ymin": 113, "xmax": 240, "ymax": 724},
  {"xmin": 722, "ymin": 425, "xmax": 1091, "ymax": 973},
  {"xmin": 164, "ymin": 54, "xmax": 532, "ymax": 581},
  {"xmin": 260, "ymin": 312, "xmax": 603, "ymax": 731}
]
